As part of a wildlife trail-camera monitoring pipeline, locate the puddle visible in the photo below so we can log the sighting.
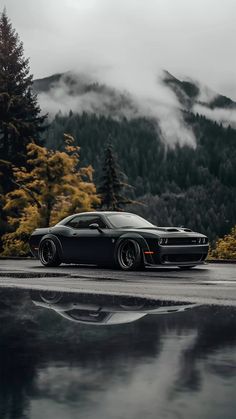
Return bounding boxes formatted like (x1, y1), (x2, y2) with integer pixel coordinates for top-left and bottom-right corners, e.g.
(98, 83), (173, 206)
(0, 272), (70, 278)
(0, 286), (236, 419)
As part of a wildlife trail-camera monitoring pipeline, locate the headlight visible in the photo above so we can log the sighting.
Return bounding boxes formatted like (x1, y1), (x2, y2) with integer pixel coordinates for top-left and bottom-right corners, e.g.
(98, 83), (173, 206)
(198, 237), (208, 244)
(159, 238), (168, 245)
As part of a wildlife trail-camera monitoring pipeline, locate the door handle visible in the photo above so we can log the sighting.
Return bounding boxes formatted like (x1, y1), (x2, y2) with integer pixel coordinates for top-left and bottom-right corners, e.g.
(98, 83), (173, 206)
(72, 232), (77, 236)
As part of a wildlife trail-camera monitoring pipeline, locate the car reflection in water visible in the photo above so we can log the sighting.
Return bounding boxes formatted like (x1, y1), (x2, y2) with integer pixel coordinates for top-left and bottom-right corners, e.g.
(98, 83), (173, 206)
(30, 290), (199, 325)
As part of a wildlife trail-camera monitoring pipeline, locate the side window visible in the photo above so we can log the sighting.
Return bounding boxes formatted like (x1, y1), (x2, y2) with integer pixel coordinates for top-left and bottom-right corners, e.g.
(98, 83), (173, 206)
(67, 215), (107, 229)
(66, 216), (81, 229)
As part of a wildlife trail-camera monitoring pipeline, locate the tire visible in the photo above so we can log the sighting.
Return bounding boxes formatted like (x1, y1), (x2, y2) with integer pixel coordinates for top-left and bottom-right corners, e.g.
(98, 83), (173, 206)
(116, 239), (143, 271)
(39, 238), (61, 267)
(39, 291), (63, 303)
(178, 265), (196, 270)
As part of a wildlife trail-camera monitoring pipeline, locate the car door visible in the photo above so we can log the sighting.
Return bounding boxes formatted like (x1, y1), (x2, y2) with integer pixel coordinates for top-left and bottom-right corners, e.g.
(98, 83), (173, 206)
(63, 214), (113, 264)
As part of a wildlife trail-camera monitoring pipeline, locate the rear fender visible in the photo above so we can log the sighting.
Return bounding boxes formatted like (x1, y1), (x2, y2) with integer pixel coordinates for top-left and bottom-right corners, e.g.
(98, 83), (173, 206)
(114, 233), (154, 265)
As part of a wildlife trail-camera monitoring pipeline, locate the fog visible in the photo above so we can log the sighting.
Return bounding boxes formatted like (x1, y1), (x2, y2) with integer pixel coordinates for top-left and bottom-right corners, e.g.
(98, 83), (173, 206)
(37, 70), (197, 147)
(4, 0), (235, 95)
(193, 104), (236, 128)
(3, 0), (236, 146)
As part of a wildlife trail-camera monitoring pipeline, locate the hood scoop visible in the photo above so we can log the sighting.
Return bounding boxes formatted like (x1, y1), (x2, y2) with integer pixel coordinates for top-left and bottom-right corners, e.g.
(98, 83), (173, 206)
(154, 227), (193, 233)
(142, 226), (193, 233)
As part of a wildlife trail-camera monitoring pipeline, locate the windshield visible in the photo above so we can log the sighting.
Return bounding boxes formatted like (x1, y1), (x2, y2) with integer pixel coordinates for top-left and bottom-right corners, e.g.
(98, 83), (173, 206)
(106, 213), (154, 229)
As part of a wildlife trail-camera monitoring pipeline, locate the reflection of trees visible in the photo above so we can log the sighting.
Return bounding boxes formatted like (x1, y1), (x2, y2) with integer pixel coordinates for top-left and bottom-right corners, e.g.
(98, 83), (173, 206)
(0, 330), (39, 419)
(0, 291), (39, 419)
(173, 306), (236, 394)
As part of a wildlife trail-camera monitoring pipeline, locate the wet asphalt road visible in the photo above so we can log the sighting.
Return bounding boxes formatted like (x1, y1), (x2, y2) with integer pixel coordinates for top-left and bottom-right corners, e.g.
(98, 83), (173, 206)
(0, 259), (236, 306)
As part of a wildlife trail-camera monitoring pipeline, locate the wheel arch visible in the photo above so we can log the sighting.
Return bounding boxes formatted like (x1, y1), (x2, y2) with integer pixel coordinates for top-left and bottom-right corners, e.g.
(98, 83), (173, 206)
(39, 234), (63, 259)
(114, 233), (153, 265)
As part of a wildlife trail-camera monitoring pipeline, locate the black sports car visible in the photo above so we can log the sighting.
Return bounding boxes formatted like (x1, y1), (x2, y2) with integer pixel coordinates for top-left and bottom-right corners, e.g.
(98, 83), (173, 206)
(29, 211), (209, 270)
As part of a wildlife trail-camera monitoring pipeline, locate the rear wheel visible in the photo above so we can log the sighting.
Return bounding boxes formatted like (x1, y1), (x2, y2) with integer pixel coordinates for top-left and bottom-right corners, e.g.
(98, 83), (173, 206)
(39, 291), (63, 303)
(116, 239), (143, 271)
(39, 238), (61, 267)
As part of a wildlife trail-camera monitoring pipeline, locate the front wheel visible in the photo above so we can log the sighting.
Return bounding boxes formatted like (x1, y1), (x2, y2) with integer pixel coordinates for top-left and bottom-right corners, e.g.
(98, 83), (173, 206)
(116, 239), (143, 271)
(39, 238), (61, 267)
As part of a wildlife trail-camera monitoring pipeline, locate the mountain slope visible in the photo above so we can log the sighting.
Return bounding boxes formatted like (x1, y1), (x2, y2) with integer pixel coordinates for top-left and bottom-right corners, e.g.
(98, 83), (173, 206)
(34, 71), (236, 240)
(33, 72), (137, 118)
(34, 70), (236, 131)
(34, 70), (236, 113)
(162, 70), (236, 110)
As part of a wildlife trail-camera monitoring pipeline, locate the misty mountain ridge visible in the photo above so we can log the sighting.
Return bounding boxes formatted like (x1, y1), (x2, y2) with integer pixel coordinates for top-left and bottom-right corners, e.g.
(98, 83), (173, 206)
(34, 70), (236, 130)
(162, 70), (236, 110)
(33, 71), (139, 120)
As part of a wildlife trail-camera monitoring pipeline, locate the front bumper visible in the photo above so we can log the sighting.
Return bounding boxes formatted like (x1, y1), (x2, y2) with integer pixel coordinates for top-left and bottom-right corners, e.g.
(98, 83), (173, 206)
(144, 244), (209, 266)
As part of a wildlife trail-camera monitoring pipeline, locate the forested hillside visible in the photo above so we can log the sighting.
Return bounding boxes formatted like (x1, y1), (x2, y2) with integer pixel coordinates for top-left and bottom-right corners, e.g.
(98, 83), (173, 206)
(41, 109), (236, 241)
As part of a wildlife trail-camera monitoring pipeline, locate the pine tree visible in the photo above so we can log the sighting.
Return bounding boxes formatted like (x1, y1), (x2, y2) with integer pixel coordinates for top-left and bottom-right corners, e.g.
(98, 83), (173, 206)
(98, 141), (133, 211)
(0, 9), (46, 166)
(0, 158), (12, 246)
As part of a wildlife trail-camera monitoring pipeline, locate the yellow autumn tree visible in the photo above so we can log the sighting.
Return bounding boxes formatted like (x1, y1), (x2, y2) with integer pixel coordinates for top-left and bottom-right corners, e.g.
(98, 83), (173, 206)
(2, 135), (100, 256)
(209, 226), (236, 260)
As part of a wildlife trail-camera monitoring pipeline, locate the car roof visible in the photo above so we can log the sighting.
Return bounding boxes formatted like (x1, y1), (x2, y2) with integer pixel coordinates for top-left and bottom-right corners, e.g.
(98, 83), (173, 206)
(56, 211), (136, 225)
(70, 211), (134, 217)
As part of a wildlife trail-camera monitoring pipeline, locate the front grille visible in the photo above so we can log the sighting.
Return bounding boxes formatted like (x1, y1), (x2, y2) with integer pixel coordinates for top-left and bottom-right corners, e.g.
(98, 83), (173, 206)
(164, 237), (203, 246)
(162, 254), (204, 263)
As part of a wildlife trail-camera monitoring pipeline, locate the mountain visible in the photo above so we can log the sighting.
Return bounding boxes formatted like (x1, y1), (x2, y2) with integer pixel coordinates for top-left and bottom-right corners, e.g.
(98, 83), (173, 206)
(33, 71), (236, 241)
(34, 70), (236, 133)
(34, 72), (124, 99)
(162, 70), (236, 111)
(34, 70), (236, 115)
(33, 72), (138, 118)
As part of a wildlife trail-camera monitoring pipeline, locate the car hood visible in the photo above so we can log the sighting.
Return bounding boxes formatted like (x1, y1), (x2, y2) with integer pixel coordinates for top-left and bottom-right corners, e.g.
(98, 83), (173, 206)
(118, 227), (207, 238)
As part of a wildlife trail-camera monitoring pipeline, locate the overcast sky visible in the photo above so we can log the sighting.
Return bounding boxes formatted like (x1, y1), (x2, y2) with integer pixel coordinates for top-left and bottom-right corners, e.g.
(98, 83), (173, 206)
(3, 0), (236, 99)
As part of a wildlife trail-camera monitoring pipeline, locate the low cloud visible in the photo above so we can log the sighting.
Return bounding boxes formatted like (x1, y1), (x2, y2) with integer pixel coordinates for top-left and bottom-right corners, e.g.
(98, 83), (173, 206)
(37, 72), (139, 120)
(193, 104), (236, 128)
(196, 83), (218, 104)
(37, 70), (196, 148)
(4, 0), (236, 147)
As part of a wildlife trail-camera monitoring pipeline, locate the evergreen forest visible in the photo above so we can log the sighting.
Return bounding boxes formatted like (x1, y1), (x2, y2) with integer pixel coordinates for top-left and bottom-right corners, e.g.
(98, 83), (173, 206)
(43, 110), (236, 242)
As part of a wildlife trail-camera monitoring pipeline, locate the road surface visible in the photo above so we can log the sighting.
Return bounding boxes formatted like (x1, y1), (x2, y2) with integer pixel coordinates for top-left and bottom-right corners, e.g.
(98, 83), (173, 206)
(0, 259), (236, 306)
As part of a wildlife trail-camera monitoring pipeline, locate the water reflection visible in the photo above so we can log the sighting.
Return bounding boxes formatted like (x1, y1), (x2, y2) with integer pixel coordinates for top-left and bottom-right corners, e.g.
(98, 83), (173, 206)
(31, 290), (198, 325)
(0, 287), (236, 419)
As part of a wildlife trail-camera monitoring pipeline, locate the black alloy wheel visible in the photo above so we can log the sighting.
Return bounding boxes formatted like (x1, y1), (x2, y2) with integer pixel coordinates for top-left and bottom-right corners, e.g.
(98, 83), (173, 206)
(116, 239), (142, 271)
(39, 291), (63, 303)
(39, 239), (61, 267)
